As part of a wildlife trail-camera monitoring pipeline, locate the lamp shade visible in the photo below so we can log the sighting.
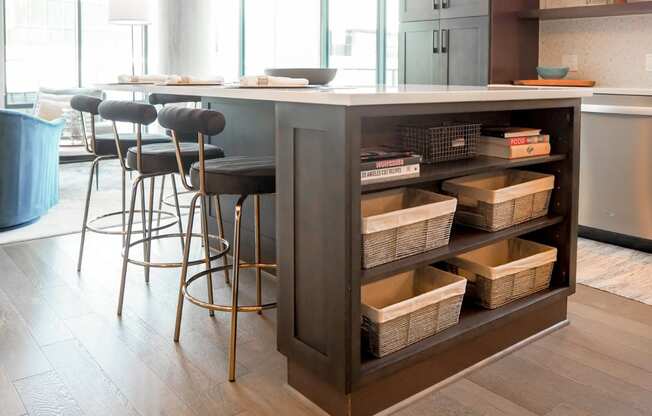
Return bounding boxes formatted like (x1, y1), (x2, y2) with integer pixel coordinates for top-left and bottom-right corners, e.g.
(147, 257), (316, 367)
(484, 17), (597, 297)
(109, 0), (151, 25)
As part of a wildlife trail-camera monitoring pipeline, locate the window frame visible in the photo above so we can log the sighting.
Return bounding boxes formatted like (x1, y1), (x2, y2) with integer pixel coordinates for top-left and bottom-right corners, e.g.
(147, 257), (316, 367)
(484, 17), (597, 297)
(1, 0), (148, 109)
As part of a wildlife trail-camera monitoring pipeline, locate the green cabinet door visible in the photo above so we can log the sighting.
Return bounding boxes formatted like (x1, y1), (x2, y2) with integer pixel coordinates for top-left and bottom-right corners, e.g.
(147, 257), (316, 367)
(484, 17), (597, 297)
(399, 0), (440, 22)
(399, 21), (442, 85)
(440, 16), (488, 86)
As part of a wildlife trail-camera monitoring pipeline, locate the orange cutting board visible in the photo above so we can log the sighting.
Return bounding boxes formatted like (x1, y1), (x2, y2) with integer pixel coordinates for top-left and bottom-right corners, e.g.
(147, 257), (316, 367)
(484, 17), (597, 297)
(513, 79), (596, 87)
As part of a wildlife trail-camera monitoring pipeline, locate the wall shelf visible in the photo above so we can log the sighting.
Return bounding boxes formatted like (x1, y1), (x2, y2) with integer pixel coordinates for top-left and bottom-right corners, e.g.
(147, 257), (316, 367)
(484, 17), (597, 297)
(520, 2), (652, 20)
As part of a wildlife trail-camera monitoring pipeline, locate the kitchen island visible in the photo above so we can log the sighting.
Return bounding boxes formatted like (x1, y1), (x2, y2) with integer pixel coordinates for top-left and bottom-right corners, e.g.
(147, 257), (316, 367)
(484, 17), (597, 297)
(100, 84), (591, 416)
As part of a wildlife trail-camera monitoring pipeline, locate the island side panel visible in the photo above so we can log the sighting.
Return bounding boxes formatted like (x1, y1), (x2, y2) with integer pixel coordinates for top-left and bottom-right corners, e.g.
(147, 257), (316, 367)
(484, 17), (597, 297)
(277, 103), (359, 403)
(203, 98), (277, 263)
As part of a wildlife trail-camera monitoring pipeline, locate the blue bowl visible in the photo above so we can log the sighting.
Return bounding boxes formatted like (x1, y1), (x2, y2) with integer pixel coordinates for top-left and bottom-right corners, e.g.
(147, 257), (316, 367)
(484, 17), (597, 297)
(536, 67), (570, 80)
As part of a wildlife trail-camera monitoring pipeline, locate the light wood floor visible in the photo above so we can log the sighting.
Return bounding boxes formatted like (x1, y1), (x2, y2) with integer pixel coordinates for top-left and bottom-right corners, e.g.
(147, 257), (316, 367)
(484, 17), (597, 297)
(1, 233), (651, 416)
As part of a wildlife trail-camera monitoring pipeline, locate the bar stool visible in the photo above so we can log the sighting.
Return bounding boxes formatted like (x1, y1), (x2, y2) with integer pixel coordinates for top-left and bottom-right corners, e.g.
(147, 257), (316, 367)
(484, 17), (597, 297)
(72, 95), (172, 272)
(158, 106), (277, 382)
(97, 100), (227, 316)
(148, 93), (203, 219)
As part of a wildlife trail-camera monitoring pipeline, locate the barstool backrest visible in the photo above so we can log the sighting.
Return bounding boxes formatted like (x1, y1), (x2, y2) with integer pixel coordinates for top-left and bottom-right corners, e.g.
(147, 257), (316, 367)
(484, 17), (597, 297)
(98, 100), (158, 172)
(158, 106), (226, 194)
(71, 95), (103, 155)
(149, 94), (201, 106)
(98, 101), (157, 125)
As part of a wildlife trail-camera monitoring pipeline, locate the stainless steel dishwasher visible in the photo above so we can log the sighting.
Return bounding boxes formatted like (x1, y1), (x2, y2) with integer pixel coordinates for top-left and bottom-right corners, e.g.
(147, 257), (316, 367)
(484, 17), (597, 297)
(580, 93), (652, 251)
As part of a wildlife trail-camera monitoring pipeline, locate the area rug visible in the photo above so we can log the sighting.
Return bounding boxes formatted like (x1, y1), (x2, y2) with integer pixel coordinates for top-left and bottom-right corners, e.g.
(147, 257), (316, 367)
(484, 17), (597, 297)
(0, 160), (171, 245)
(578, 237), (652, 306)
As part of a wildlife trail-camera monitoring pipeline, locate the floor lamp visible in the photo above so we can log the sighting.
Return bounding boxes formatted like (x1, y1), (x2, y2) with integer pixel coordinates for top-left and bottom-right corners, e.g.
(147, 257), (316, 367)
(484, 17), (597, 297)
(108, 0), (151, 78)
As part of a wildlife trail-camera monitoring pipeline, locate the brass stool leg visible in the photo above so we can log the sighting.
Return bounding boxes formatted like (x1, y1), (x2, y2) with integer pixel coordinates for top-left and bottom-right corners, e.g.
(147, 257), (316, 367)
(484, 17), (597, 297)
(118, 175), (145, 316)
(254, 195), (262, 315)
(144, 177), (156, 283)
(200, 196), (215, 318)
(139, 179), (150, 283)
(155, 175), (166, 236)
(214, 195), (231, 286)
(174, 193), (202, 342)
(121, 168), (127, 246)
(77, 156), (103, 272)
(229, 194), (247, 382)
(171, 174), (185, 250)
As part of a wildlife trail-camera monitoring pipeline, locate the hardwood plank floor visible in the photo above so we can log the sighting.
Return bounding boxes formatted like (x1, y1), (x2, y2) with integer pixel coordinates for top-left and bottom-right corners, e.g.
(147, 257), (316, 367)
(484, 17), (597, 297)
(0, 233), (651, 415)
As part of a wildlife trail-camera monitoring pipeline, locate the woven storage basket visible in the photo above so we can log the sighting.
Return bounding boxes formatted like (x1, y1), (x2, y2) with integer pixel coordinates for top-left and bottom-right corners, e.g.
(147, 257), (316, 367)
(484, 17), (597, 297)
(362, 188), (457, 269)
(445, 238), (557, 309)
(442, 170), (555, 232)
(362, 267), (467, 357)
(399, 121), (480, 164)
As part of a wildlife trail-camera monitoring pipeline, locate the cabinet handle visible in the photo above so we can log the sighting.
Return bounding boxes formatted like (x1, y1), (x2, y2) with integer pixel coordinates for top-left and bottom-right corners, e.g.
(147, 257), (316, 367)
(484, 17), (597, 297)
(433, 30), (439, 54)
(441, 29), (449, 53)
(433, 0), (439, 9)
(442, 0), (449, 8)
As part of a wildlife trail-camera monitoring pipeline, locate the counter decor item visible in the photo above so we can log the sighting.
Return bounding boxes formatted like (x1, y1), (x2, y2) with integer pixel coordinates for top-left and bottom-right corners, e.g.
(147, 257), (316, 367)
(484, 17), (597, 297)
(513, 79), (596, 87)
(445, 239), (557, 309)
(361, 146), (422, 184)
(399, 121), (481, 164)
(361, 188), (457, 269)
(264, 68), (338, 85)
(361, 267), (467, 357)
(536, 66), (570, 80)
(442, 170), (555, 232)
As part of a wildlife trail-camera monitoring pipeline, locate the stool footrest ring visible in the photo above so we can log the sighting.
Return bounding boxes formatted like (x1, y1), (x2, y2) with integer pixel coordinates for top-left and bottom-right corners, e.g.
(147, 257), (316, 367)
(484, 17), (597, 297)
(87, 209), (178, 235)
(123, 234), (229, 269)
(183, 264), (278, 313)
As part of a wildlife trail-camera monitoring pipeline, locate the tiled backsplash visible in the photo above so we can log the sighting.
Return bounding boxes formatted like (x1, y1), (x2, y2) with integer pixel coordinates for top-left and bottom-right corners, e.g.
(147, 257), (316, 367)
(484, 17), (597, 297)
(539, 0), (652, 87)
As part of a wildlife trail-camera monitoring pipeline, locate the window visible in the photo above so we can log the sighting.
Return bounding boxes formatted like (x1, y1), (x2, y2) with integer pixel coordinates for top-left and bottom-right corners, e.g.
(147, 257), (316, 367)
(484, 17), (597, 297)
(80, 0), (141, 86)
(215, 0), (240, 83)
(244, 0), (321, 75)
(385, 0), (399, 86)
(328, 0), (377, 86)
(4, 0), (78, 106)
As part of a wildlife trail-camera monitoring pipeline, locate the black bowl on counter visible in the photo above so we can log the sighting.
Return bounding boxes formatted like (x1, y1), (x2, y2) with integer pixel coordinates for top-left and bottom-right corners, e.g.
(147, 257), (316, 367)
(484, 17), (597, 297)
(264, 68), (338, 85)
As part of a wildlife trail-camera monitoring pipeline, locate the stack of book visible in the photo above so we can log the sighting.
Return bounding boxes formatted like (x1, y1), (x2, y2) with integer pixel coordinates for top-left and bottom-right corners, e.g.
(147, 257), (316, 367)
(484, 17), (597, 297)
(361, 147), (421, 184)
(477, 126), (551, 159)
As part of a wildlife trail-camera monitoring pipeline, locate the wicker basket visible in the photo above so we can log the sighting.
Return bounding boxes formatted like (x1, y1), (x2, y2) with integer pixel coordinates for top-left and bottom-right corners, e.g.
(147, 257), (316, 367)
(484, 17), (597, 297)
(445, 238), (557, 309)
(362, 188), (457, 269)
(362, 267), (467, 357)
(442, 170), (555, 232)
(399, 121), (480, 164)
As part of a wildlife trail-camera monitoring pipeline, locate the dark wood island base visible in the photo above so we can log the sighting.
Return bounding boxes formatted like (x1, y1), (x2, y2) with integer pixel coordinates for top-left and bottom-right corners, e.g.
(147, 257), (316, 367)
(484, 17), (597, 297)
(98, 84), (589, 416)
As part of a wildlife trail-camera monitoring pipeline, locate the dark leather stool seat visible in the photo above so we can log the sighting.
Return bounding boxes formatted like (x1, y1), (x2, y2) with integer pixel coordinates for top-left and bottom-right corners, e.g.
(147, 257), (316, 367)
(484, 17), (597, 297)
(127, 142), (224, 175)
(190, 156), (275, 195)
(94, 133), (170, 156)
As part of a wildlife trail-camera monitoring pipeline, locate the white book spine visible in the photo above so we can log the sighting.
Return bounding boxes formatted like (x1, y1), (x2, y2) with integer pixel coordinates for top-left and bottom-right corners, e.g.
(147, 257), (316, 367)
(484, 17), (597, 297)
(361, 164), (420, 184)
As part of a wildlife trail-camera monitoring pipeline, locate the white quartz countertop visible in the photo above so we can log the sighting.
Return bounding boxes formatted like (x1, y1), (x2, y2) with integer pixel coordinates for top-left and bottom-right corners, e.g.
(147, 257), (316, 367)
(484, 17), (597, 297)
(97, 84), (592, 106)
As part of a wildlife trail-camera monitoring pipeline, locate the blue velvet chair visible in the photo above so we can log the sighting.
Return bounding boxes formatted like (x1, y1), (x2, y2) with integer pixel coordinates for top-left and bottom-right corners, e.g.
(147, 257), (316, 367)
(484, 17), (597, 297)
(0, 109), (65, 229)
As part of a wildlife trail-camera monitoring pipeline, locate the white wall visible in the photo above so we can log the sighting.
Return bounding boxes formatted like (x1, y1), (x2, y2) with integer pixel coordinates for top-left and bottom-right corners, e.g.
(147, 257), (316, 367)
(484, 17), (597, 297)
(539, 0), (652, 87)
(152, 0), (216, 78)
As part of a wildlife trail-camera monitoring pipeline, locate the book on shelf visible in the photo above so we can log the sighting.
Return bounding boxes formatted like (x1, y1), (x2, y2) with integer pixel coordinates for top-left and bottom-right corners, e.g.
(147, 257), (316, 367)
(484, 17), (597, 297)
(361, 164), (420, 184)
(360, 146), (421, 183)
(479, 134), (550, 146)
(481, 126), (542, 138)
(476, 141), (551, 159)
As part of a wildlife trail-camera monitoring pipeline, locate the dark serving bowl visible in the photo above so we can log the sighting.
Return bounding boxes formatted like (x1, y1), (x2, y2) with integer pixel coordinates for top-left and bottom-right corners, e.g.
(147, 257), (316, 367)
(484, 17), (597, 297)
(264, 68), (338, 85)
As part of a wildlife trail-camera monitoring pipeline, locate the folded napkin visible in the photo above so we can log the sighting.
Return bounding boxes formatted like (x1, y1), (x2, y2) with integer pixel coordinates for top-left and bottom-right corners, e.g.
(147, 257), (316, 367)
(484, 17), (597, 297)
(166, 75), (224, 84)
(239, 75), (309, 87)
(118, 74), (174, 83)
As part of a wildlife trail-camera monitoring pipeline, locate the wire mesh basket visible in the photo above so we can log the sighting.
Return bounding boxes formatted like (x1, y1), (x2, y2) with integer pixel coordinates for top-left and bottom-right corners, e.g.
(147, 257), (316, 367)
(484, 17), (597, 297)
(399, 121), (481, 164)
